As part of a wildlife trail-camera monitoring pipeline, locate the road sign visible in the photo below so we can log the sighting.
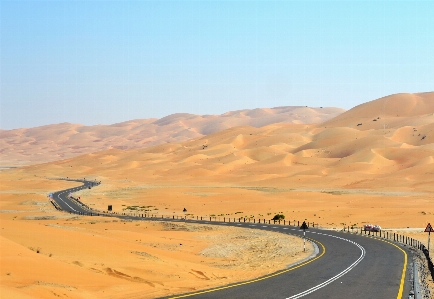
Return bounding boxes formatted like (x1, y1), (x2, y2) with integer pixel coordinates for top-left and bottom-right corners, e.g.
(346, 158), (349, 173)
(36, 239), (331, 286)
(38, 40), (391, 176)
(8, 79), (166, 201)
(300, 221), (309, 252)
(425, 223), (434, 232)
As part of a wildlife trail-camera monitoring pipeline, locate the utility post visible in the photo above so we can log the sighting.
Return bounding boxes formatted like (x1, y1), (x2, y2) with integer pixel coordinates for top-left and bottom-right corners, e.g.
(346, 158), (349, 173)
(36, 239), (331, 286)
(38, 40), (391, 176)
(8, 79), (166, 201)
(300, 221), (309, 252)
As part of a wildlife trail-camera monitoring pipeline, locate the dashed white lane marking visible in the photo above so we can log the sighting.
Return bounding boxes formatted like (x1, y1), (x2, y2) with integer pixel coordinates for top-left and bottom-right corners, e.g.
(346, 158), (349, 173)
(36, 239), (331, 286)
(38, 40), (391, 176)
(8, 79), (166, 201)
(56, 192), (77, 212)
(262, 226), (268, 228)
(283, 228), (288, 230)
(285, 234), (366, 299)
(272, 227), (278, 229)
(249, 225), (256, 227)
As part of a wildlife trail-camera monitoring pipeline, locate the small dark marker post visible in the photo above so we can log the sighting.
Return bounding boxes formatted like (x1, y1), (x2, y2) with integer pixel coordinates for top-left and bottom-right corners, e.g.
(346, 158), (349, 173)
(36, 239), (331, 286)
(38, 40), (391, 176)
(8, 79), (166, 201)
(300, 221), (309, 252)
(425, 223), (434, 253)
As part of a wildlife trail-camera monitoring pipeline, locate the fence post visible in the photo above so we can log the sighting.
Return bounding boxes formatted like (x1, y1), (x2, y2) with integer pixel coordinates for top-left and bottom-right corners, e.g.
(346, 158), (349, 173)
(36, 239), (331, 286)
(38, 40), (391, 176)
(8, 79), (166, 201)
(268, 220), (270, 224)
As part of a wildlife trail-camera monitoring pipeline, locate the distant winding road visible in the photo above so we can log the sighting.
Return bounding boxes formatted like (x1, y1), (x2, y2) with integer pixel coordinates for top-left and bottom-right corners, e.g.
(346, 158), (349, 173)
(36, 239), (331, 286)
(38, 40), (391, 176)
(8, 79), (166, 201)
(52, 180), (412, 299)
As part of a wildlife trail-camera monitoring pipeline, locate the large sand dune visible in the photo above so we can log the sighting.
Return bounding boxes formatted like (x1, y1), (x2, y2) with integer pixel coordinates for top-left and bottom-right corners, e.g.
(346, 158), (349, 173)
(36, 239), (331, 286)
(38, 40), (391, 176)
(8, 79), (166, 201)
(0, 106), (344, 166)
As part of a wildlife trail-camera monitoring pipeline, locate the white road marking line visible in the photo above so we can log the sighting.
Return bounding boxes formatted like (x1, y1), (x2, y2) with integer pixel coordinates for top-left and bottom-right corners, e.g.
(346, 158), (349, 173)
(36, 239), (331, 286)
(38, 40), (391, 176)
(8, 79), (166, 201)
(283, 228), (288, 229)
(56, 193), (77, 212)
(285, 235), (366, 299)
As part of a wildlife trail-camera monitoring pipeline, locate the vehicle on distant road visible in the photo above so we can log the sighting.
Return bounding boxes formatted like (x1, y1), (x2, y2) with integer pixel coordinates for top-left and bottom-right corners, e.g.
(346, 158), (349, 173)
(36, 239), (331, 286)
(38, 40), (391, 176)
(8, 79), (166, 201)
(364, 224), (381, 232)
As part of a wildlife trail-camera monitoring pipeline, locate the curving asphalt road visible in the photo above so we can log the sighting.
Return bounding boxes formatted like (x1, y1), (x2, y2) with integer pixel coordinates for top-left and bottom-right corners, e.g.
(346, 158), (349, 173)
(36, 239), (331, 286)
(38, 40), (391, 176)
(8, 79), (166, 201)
(52, 180), (413, 299)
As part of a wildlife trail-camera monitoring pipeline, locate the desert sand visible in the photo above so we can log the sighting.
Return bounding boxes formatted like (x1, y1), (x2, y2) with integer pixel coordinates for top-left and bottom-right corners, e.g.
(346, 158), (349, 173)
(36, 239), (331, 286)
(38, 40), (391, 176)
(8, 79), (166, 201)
(1, 92), (434, 298)
(0, 168), (313, 299)
(0, 106), (344, 166)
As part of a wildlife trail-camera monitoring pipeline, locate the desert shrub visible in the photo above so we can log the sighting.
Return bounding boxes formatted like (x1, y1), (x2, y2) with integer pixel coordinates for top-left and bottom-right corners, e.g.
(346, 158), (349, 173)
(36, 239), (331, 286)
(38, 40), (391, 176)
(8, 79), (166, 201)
(272, 214), (285, 220)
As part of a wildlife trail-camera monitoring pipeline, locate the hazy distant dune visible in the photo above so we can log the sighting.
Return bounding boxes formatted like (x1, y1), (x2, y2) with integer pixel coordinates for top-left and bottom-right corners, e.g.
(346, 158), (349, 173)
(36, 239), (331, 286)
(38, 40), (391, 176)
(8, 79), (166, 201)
(0, 106), (344, 166)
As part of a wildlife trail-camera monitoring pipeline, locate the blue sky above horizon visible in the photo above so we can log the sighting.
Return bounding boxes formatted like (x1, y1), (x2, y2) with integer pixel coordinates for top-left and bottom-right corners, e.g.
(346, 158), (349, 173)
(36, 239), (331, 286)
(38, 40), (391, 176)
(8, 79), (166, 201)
(1, 0), (433, 130)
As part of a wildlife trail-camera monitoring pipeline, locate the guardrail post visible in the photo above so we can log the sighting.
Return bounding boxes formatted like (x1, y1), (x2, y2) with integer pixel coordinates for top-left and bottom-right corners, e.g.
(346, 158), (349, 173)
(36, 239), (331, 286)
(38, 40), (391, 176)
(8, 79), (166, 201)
(298, 221), (299, 226)
(268, 220), (270, 224)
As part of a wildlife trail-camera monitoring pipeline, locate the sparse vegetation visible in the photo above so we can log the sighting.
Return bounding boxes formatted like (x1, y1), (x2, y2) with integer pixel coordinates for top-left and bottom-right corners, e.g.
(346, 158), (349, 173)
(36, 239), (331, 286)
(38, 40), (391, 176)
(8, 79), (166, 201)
(272, 214), (285, 221)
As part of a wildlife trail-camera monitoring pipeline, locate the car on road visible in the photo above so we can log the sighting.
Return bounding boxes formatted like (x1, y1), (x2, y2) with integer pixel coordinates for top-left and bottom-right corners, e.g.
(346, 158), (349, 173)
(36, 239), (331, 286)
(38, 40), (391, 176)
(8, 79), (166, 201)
(364, 224), (381, 232)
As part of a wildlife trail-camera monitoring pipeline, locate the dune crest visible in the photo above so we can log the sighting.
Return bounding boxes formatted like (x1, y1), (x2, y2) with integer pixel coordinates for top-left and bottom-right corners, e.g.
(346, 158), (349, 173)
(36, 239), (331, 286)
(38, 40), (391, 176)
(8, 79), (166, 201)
(0, 106), (344, 166)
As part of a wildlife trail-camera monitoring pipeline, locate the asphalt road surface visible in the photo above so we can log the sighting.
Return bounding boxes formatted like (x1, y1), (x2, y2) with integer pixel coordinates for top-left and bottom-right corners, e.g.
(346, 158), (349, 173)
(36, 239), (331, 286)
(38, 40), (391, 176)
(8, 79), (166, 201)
(51, 180), (412, 299)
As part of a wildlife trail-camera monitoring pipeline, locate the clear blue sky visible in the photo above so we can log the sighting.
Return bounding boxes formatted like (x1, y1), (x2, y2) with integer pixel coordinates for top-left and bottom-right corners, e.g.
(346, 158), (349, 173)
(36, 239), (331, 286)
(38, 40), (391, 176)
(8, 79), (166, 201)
(1, 0), (433, 129)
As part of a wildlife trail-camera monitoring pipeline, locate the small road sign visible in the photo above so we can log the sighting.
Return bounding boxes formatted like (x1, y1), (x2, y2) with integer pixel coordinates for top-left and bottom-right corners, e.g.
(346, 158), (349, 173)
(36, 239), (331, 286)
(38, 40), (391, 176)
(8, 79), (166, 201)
(425, 223), (433, 253)
(300, 221), (309, 252)
(424, 223), (434, 232)
(300, 221), (309, 230)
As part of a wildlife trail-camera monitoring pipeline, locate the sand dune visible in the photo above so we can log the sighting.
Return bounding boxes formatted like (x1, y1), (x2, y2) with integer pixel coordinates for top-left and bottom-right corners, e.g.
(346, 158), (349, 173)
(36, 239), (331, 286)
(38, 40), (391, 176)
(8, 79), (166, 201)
(0, 106), (344, 166)
(8, 93), (430, 197)
(323, 92), (434, 129)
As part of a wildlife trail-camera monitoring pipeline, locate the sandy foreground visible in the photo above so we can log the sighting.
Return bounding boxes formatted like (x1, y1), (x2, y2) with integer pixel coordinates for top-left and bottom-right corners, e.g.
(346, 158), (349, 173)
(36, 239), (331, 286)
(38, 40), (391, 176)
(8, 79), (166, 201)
(0, 175), (313, 299)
